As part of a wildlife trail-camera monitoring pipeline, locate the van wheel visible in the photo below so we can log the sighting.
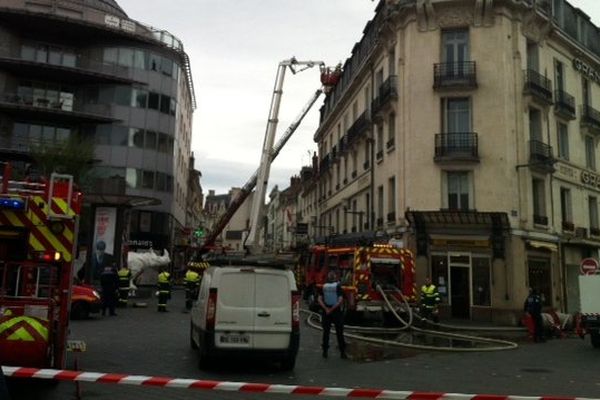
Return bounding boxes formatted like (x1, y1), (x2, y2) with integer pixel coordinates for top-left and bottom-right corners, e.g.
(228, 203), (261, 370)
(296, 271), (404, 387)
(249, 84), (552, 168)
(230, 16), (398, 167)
(70, 302), (89, 320)
(190, 324), (198, 350)
(591, 331), (600, 348)
(280, 356), (296, 371)
(197, 341), (211, 369)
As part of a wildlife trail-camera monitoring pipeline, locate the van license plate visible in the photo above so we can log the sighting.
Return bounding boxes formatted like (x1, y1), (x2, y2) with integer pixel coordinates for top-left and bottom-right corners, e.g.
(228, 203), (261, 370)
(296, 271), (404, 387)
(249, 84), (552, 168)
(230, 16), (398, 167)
(220, 334), (249, 344)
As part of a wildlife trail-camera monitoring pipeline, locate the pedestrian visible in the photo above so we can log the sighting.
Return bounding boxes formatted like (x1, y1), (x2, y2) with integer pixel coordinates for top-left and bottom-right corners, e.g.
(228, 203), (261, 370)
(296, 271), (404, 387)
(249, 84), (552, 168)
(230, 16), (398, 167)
(420, 276), (441, 323)
(117, 264), (132, 307)
(524, 287), (545, 342)
(157, 267), (171, 312)
(100, 264), (119, 316)
(318, 271), (347, 359)
(184, 264), (201, 311)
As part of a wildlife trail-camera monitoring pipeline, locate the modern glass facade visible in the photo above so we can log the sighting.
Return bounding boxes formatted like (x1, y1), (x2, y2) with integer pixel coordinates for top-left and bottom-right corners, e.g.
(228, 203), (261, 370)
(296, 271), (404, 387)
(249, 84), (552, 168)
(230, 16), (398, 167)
(0, 0), (195, 260)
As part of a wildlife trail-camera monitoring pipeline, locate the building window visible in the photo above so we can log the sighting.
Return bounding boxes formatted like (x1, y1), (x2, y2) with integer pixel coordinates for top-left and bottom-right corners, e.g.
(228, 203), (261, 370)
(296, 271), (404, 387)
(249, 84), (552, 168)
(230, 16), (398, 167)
(472, 257), (491, 306)
(387, 113), (396, 148)
(529, 108), (543, 141)
(377, 186), (384, 226)
(582, 78), (591, 106)
(442, 30), (469, 64)
(557, 122), (569, 160)
(560, 187), (572, 225)
(532, 178), (547, 223)
(589, 196), (599, 230)
(446, 171), (470, 211)
(443, 98), (471, 155)
(142, 170), (154, 189)
(585, 135), (596, 171)
(376, 123), (384, 155)
(388, 176), (395, 222)
(527, 40), (539, 71)
(554, 59), (564, 91)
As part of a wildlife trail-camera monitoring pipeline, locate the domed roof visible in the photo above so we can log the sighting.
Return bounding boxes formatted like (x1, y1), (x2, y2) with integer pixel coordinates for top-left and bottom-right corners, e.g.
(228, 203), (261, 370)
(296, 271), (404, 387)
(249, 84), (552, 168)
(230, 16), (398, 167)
(75, 0), (128, 18)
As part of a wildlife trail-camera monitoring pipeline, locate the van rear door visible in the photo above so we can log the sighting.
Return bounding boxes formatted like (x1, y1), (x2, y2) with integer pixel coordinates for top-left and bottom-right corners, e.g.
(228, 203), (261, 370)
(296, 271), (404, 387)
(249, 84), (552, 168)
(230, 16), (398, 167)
(253, 270), (292, 349)
(214, 269), (255, 348)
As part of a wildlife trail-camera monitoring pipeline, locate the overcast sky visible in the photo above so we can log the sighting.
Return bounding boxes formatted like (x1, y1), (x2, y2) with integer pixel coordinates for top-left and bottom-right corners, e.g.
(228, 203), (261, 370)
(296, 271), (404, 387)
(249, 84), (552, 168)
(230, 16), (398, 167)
(118, 0), (600, 196)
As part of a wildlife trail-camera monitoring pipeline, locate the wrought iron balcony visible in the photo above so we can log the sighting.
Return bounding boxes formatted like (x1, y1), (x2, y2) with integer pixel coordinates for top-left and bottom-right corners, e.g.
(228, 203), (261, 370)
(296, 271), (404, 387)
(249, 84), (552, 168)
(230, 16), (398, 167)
(590, 227), (600, 237)
(319, 154), (331, 174)
(434, 133), (479, 163)
(347, 111), (371, 144)
(363, 160), (370, 170)
(433, 62), (477, 90)
(533, 214), (548, 226)
(376, 150), (383, 161)
(554, 90), (576, 120)
(562, 221), (575, 232)
(387, 212), (396, 222)
(524, 69), (553, 105)
(371, 75), (398, 117)
(528, 140), (556, 173)
(386, 139), (395, 149)
(581, 104), (600, 134)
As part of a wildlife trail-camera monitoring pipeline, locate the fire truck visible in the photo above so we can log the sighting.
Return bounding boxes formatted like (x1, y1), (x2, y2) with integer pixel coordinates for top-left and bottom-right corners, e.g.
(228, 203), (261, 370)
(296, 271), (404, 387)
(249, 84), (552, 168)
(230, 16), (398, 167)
(0, 163), (82, 368)
(302, 233), (416, 320)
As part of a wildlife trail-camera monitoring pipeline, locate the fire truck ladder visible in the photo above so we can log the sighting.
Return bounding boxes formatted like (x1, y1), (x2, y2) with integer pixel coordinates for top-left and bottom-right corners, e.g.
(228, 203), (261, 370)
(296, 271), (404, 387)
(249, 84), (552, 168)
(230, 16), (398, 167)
(201, 87), (323, 252)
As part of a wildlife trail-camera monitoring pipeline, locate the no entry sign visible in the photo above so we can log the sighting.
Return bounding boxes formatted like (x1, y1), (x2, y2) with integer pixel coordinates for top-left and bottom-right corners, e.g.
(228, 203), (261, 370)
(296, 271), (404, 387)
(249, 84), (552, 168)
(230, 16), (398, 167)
(580, 258), (599, 275)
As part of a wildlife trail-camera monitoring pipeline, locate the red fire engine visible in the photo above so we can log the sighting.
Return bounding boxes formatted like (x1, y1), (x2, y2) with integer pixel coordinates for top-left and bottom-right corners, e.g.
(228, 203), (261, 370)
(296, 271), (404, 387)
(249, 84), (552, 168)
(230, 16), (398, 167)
(0, 163), (82, 368)
(302, 233), (416, 319)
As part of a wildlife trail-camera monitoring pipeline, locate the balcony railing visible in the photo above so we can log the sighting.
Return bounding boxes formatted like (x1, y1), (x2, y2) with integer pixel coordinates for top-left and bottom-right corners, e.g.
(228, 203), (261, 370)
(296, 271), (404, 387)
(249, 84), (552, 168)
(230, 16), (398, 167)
(554, 90), (576, 120)
(581, 104), (600, 133)
(371, 75), (398, 117)
(562, 221), (575, 232)
(529, 139), (554, 163)
(387, 212), (396, 222)
(347, 111), (371, 144)
(363, 160), (370, 170)
(386, 139), (395, 149)
(590, 227), (600, 237)
(433, 62), (477, 90)
(524, 69), (553, 105)
(376, 150), (384, 161)
(434, 133), (479, 162)
(533, 214), (548, 226)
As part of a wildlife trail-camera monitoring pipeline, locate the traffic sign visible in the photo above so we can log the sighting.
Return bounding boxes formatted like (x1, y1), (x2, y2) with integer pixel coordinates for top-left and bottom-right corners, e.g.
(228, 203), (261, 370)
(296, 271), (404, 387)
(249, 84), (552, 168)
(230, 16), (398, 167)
(580, 258), (599, 275)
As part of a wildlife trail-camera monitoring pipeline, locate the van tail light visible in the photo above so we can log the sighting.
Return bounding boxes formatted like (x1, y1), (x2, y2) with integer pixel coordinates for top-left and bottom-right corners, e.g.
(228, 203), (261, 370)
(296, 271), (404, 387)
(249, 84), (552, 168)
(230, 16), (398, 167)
(291, 291), (300, 331)
(206, 288), (217, 330)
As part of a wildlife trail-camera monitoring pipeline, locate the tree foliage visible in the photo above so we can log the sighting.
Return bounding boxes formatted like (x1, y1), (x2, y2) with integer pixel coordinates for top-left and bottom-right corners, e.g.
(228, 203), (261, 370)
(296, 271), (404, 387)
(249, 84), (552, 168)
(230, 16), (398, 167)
(30, 136), (95, 186)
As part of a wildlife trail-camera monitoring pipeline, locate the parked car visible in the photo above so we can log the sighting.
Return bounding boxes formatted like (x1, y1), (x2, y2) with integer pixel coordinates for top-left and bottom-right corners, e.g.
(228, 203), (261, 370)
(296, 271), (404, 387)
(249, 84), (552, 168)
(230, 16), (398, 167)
(70, 284), (101, 319)
(190, 265), (300, 370)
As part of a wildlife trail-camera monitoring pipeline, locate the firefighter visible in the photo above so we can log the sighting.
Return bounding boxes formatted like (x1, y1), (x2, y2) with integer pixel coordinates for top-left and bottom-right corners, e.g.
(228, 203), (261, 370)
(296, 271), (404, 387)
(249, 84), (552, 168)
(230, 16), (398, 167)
(100, 264), (119, 316)
(117, 264), (132, 307)
(420, 276), (441, 323)
(157, 267), (171, 312)
(318, 271), (347, 359)
(184, 263), (201, 311)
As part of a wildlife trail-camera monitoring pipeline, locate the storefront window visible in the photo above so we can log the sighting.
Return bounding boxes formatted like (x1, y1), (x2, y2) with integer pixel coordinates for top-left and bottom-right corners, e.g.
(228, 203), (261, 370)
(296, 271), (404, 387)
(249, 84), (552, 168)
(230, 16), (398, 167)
(472, 257), (491, 306)
(431, 254), (449, 304)
(528, 258), (552, 306)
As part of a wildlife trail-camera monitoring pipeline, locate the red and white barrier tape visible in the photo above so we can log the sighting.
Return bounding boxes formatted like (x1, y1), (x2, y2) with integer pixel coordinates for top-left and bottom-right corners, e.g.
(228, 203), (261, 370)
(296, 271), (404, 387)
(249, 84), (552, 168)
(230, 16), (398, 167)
(2, 366), (594, 400)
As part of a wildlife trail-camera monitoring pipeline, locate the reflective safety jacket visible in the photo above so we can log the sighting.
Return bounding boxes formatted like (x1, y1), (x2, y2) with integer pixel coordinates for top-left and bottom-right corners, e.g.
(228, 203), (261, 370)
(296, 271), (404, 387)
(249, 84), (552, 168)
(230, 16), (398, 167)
(420, 284), (441, 309)
(157, 271), (171, 291)
(184, 270), (200, 286)
(117, 268), (132, 288)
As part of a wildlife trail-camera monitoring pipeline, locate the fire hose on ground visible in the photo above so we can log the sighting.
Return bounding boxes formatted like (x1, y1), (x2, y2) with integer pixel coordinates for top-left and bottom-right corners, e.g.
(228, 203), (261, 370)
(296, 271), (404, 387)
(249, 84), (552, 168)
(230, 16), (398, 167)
(302, 285), (519, 352)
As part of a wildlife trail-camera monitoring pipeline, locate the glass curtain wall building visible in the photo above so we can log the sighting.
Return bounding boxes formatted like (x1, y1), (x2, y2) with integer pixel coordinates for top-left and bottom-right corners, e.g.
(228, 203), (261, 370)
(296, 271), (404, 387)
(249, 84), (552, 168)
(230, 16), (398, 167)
(0, 0), (196, 267)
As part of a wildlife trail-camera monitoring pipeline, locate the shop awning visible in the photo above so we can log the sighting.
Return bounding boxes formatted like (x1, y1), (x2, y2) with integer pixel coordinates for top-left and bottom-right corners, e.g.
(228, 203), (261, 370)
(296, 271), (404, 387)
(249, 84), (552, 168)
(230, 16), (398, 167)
(527, 240), (558, 252)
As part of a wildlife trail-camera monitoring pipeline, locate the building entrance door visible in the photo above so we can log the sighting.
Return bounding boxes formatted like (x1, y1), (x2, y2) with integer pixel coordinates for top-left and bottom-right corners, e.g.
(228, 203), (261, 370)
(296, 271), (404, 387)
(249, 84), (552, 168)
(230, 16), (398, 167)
(450, 266), (470, 318)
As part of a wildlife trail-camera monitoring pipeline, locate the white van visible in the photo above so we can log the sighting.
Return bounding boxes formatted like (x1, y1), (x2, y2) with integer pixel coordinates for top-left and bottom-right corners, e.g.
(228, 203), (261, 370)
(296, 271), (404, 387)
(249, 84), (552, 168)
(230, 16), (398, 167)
(190, 265), (300, 370)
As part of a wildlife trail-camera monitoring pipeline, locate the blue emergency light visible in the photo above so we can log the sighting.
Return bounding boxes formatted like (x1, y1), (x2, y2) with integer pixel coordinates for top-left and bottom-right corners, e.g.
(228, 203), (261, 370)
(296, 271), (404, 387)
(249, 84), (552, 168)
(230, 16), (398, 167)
(0, 197), (26, 210)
